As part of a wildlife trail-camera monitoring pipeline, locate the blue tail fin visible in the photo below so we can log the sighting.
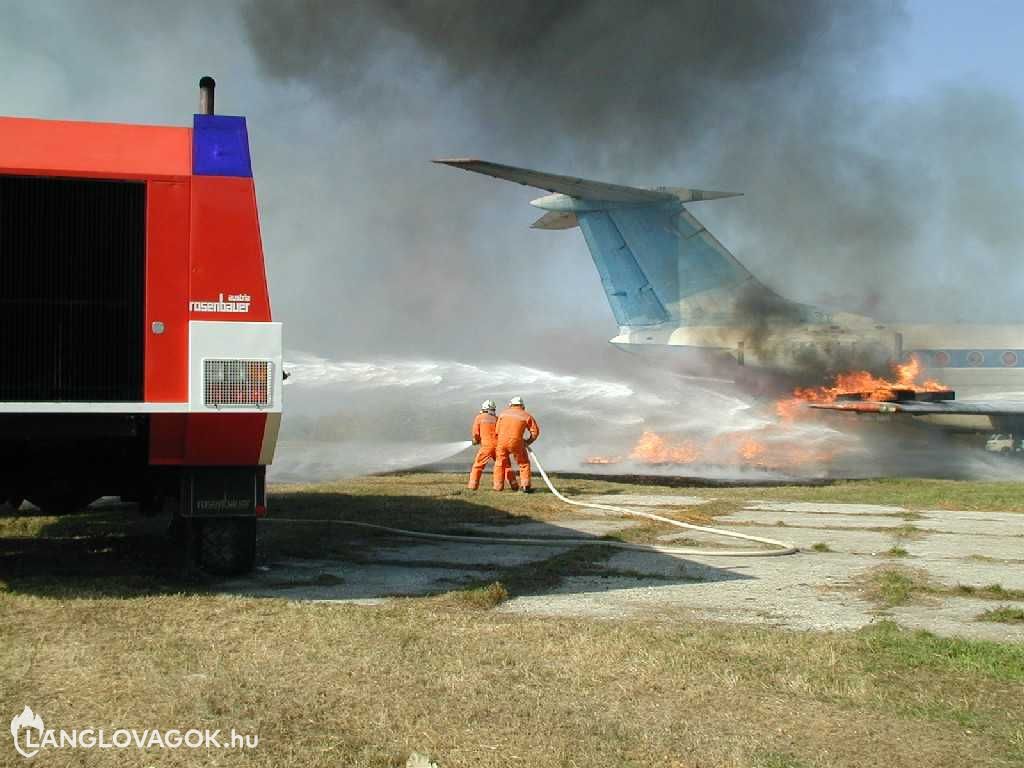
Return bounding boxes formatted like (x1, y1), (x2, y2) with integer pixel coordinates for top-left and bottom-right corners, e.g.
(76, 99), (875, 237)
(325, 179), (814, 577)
(575, 209), (671, 326)
(577, 201), (758, 327)
(435, 158), (791, 328)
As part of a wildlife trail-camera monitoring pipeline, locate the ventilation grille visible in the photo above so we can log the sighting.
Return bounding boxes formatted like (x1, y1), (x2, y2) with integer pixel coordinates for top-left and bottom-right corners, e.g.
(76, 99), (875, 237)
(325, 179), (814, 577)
(0, 175), (145, 402)
(203, 359), (272, 408)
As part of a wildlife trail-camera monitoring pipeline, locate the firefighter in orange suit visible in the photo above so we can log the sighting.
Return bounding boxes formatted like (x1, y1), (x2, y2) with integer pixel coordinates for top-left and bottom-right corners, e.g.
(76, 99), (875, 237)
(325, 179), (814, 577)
(494, 396), (541, 492)
(467, 400), (518, 491)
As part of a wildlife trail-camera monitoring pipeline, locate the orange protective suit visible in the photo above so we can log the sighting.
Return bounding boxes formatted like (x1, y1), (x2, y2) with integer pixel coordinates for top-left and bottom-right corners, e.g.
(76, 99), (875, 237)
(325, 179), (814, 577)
(494, 405), (541, 490)
(467, 412), (518, 490)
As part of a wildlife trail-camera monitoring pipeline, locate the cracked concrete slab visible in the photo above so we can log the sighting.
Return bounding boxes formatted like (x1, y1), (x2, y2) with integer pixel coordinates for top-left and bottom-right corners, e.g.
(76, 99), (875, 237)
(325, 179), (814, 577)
(372, 539), (576, 568)
(715, 525), (895, 555)
(223, 493), (1024, 642)
(500, 552), (879, 633)
(581, 494), (713, 507)
(888, 598), (1024, 642)
(727, 510), (910, 529)
(897, 534), (1024, 562)
(744, 501), (907, 515)
(912, 512), (1024, 537)
(224, 557), (498, 601)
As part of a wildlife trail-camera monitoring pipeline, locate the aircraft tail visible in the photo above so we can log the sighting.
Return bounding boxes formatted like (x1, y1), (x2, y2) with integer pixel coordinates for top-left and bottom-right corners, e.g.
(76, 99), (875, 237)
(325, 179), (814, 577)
(435, 159), (788, 329)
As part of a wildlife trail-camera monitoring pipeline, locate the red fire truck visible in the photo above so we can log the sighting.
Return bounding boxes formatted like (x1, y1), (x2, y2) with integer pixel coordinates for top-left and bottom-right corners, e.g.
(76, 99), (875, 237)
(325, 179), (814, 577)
(0, 78), (282, 573)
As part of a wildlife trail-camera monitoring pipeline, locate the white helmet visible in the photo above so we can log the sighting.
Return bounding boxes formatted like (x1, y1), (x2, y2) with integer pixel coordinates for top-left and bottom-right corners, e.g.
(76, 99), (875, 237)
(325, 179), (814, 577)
(480, 400), (496, 413)
(508, 396), (524, 407)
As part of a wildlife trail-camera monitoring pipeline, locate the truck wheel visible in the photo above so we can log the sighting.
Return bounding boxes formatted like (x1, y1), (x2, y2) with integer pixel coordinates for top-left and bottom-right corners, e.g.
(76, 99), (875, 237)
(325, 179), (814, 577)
(197, 518), (257, 575)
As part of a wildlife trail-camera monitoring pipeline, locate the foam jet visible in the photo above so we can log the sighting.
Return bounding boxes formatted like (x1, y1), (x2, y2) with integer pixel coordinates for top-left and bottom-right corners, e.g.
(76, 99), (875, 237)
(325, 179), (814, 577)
(436, 159), (1024, 433)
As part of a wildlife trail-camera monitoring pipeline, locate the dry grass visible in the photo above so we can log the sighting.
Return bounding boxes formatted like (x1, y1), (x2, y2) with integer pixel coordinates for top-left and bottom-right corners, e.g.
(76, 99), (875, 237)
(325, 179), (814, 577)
(3, 474), (1024, 766)
(429, 580), (510, 610)
(3, 595), (1024, 768)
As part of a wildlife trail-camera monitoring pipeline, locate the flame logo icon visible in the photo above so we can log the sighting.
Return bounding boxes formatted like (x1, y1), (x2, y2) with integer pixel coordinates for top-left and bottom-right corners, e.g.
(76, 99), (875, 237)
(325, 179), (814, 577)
(10, 706), (43, 758)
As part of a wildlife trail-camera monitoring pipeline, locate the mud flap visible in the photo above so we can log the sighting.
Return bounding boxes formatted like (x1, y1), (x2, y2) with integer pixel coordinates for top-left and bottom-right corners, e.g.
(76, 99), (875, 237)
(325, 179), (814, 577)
(182, 466), (265, 518)
(179, 467), (264, 575)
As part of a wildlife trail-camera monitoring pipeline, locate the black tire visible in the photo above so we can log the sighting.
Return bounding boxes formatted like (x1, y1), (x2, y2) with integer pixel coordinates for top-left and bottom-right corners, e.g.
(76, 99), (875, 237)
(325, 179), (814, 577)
(197, 518), (257, 575)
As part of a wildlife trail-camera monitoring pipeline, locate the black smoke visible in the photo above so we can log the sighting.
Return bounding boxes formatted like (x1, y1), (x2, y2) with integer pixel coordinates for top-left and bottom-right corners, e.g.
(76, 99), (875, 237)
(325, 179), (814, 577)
(244, 1), (892, 159)
(237, 1), (929, 363)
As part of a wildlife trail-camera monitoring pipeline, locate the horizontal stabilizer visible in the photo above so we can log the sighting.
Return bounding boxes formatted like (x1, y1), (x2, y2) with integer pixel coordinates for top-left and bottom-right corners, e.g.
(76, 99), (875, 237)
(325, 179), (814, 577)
(435, 158), (673, 203)
(531, 210), (579, 230)
(655, 187), (742, 203)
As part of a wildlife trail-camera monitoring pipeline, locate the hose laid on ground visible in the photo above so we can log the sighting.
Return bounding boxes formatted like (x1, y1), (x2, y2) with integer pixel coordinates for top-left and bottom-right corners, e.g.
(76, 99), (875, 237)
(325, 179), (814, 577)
(269, 447), (797, 558)
(527, 447), (797, 557)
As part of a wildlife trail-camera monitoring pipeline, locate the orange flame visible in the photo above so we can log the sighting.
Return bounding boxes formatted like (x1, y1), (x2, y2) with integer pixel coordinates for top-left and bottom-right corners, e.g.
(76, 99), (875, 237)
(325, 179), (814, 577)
(630, 431), (701, 464)
(777, 356), (948, 420)
(586, 357), (946, 471)
(613, 427), (836, 471)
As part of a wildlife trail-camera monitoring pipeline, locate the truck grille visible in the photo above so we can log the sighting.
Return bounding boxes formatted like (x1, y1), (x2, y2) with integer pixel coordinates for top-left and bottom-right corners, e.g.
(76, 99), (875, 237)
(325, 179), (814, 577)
(0, 175), (145, 401)
(203, 359), (273, 408)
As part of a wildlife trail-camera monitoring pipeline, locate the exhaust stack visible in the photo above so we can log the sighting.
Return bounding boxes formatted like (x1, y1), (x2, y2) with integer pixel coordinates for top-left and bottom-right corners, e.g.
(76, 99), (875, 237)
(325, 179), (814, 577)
(198, 76), (216, 115)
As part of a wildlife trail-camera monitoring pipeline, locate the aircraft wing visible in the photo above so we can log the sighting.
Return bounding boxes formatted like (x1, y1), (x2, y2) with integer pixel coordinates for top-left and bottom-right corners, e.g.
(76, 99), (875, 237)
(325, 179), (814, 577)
(809, 400), (1024, 415)
(433, 158), (739, 204)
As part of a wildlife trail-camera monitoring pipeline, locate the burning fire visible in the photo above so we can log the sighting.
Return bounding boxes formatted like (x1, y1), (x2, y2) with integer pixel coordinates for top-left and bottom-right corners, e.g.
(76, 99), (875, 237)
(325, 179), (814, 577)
(583, 455), (622, 465)
(631, 431), (700, 464)
(619, 428), (834, 471)
(583, 357), (946, 472)
(777, 356), (947, 419)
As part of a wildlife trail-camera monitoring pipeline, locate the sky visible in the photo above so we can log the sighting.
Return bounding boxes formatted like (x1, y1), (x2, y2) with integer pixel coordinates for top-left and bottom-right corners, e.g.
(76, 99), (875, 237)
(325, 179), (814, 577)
(2, 0), (1024, 370)
(887, 0), (1024, 102)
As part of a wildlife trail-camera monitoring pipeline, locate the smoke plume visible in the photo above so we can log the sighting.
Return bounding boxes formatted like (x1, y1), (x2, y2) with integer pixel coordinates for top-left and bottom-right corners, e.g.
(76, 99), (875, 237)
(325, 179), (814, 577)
(237, 0), (1024, 360)
(4, 2), (1024, 477)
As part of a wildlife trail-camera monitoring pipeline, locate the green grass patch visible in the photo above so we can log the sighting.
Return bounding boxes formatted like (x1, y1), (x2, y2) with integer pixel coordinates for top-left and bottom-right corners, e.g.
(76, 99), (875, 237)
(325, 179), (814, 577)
(860, 567), (932, 607)
(860, 620), (1024, 681)
(811, 542), (832, 552)
(954, 583), (1024, 601)
(976, 606), (1024, 624)
(710, 478), (1024, 512)
(860, 568), (1024, 611)
(886, 546), (909, 557)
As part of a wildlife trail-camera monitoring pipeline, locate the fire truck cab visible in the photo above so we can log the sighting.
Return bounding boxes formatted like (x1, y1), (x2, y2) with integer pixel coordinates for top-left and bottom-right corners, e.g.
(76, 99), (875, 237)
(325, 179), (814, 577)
(0, 78), (281, 573)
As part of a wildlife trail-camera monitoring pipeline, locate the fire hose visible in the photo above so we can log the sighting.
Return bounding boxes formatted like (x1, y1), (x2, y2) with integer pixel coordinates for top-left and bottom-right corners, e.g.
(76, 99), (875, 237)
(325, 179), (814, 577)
(527, 447), (797, 556)
(272, 446), (797, 558)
